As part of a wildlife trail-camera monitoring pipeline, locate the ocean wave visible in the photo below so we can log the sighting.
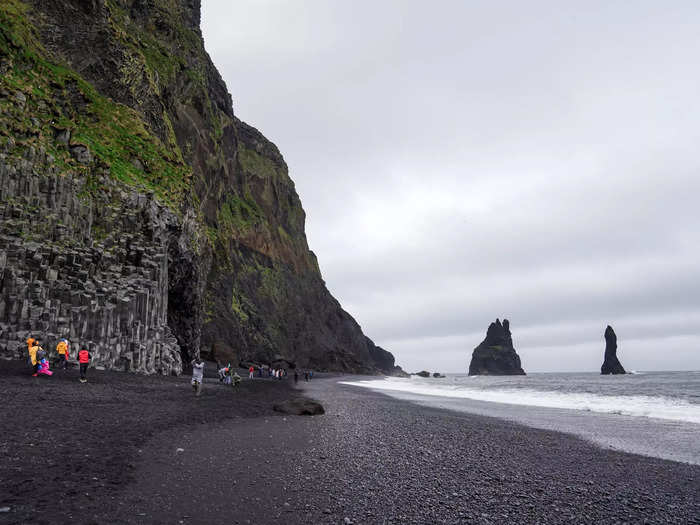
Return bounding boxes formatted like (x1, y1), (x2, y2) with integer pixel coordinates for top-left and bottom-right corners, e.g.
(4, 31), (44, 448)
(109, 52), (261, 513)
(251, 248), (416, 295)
(340, 377), (700, 425)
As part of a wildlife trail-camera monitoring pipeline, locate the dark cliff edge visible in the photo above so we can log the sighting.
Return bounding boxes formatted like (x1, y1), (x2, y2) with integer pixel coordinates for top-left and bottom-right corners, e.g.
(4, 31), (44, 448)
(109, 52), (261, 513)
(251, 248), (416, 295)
(0, 0), (402, 375)
(468, 319), (526, 376)
(601, 325), (626, 375)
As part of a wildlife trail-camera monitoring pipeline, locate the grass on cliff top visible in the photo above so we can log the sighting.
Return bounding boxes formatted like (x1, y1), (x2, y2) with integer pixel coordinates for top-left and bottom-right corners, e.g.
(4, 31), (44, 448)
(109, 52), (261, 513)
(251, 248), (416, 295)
(0, 0), (192, 209)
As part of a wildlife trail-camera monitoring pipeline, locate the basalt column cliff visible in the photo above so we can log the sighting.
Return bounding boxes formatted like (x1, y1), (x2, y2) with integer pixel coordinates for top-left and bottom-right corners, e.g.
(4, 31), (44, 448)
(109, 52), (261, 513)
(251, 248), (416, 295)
(0, 0), (400, 375)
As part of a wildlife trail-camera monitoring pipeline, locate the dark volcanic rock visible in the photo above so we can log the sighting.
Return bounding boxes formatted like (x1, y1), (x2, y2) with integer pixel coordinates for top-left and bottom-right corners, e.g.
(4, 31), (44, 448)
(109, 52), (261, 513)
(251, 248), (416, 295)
(468, 319), (526, 375)
(273, 398), (325, 416)
(432, 372), (445, 378)
(415, 370), (431, 378)
(0, 0), (404, 376)
(601, 325), (626, 375)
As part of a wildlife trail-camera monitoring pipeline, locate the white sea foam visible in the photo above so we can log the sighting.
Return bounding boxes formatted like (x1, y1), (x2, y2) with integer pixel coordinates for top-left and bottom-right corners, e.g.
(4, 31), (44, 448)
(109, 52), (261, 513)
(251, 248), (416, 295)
(340, 377), (700, 425)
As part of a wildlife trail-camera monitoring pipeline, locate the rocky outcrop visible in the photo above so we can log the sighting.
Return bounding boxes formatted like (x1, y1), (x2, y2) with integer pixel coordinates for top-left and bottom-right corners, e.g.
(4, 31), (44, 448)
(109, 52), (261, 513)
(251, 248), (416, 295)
(601, 325), (626, 375)
(415, 371), (431, 378)
(0, 0), (401, 375)
(468, 319), (525, 375)
(273, 398), (325, 416)
(432, 372), (445, 378)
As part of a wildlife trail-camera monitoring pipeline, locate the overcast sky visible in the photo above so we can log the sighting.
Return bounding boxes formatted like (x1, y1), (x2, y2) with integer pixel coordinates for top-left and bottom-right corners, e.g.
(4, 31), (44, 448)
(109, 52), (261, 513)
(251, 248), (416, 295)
(201, 1), (700, 373)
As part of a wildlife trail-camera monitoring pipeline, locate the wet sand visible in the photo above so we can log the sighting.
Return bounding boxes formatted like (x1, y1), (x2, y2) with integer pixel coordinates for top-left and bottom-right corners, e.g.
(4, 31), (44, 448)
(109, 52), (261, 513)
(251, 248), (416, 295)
(1, 363), (698, 524)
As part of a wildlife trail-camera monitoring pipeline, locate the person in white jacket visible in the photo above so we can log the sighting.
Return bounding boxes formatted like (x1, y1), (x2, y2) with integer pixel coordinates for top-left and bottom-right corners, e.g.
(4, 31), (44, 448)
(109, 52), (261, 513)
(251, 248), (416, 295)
(191, 356), (205, 396)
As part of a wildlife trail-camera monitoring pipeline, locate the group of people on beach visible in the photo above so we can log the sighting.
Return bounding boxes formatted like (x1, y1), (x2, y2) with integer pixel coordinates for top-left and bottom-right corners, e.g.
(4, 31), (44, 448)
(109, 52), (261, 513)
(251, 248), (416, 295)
(188, 355), (315, 396)
(24, 336), (91, 382)
(249, 365), (287, 380)
(24, 335), (315, 395)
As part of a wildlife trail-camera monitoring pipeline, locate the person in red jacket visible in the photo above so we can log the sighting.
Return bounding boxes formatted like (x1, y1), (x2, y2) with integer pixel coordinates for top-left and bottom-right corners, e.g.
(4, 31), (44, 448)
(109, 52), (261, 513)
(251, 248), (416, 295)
(248, 365), (254, 379)
(78, 348), (91, 383)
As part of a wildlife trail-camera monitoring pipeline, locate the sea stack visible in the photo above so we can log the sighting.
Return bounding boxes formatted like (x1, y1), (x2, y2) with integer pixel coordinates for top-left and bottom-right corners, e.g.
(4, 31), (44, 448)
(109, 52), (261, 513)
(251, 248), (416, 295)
(601, 325), (626, 375)
(468, 319), (526, 375)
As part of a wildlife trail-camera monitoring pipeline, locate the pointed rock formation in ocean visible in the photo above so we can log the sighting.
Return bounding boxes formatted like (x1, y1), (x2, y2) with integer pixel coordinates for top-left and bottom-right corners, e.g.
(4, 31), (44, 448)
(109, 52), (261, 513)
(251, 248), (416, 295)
(601, 325), (626, 375)
(468, 319), (526, 375)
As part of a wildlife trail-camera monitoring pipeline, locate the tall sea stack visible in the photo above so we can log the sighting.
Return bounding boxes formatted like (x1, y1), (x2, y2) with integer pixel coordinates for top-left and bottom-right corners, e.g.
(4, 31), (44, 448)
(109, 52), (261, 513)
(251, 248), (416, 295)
(468, 319), (526, 375)
(601, 325), (626, 375)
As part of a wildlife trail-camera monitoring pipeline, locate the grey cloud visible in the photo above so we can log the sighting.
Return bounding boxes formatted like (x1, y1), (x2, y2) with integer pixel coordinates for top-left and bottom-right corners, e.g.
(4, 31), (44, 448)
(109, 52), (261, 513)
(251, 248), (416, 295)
(202, 1), (700, 372)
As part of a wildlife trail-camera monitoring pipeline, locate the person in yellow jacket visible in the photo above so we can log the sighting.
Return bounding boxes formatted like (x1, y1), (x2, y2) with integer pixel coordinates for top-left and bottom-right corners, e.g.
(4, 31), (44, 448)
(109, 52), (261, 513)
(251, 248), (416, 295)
(56, 339), (69, 370)
(28, 339), (40, 376)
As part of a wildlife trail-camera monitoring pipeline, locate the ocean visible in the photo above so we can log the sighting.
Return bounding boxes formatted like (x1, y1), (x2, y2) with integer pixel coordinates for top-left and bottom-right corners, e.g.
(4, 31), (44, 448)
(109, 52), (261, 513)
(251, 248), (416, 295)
(341, 371), (700, 465)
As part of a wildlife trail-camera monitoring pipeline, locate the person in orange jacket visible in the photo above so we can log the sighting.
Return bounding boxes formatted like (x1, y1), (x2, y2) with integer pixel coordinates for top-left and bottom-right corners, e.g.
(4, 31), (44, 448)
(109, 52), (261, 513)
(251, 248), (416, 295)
(56, 339), (69, 370)
(28, 339), (40, 376)
(26, 337), (35, 365)
(78, 348), (91, 383)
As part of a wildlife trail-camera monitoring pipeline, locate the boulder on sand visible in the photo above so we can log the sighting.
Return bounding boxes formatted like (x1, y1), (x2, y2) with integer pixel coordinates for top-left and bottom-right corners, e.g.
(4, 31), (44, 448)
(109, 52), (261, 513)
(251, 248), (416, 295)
(468, 318), (526, 375)
(601, 325), (626, 375)
(273, 398), (325, 416)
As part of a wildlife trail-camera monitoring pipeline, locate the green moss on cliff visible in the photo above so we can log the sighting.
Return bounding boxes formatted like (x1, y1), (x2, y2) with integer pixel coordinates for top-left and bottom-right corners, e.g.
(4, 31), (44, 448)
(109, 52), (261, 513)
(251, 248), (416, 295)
(217, 194), (264, 232)
(0, 0), (192, 209)
(238, 146), (285, 180)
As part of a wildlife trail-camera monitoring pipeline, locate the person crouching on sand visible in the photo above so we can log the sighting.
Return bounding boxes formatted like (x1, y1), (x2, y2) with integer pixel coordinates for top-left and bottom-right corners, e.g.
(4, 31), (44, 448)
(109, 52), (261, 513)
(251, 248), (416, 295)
(78, 348), (91, 383)
(36, 346), (53, 376)
(191, 356), (204, 396)
(232, 371), (241, 389)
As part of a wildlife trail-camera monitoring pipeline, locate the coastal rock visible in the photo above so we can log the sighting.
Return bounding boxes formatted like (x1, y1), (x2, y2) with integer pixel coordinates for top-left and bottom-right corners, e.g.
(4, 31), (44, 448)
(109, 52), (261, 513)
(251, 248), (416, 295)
(468, 319), (526, 375)
(601, 325), (626, 375)
(432, 372), (445, 378)
(415, 370), (431, 378)
(273, 398), (325, 416)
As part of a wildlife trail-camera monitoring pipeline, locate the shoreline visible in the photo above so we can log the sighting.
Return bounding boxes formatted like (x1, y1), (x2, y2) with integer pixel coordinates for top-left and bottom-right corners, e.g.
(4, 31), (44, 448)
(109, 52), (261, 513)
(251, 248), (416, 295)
(342, 378), (700, 466)
(1, 363), (698, 524)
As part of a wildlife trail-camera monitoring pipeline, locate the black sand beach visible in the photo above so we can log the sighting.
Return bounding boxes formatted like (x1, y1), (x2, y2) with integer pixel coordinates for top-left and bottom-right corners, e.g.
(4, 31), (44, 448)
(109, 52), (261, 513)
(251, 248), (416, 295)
(1, 362), (698, 524)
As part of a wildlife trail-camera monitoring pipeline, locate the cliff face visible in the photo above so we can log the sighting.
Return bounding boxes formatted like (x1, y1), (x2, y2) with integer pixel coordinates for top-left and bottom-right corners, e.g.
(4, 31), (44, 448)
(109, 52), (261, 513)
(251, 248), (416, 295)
(468, 319), (526, 376)
(0, 0), (399, 374)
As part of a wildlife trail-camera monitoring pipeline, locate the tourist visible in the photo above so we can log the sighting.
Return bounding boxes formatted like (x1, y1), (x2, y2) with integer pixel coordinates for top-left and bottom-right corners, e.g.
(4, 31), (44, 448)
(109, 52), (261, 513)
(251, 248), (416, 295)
(78, 347), (91, 383)
(294, 369), (299, 384)
(304, 371), (309, 382)
(248, 365), (255, 379)
(56, 339), (69, 369)
(309, 370), (313, 380)
(218, 365), (226, 383)
(28, 339), (40, 376)
(35, 345), (52, 376)
(232, 371), (241, 389)
(191, 356), (204, 396)
(26, 336), (35, 362)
